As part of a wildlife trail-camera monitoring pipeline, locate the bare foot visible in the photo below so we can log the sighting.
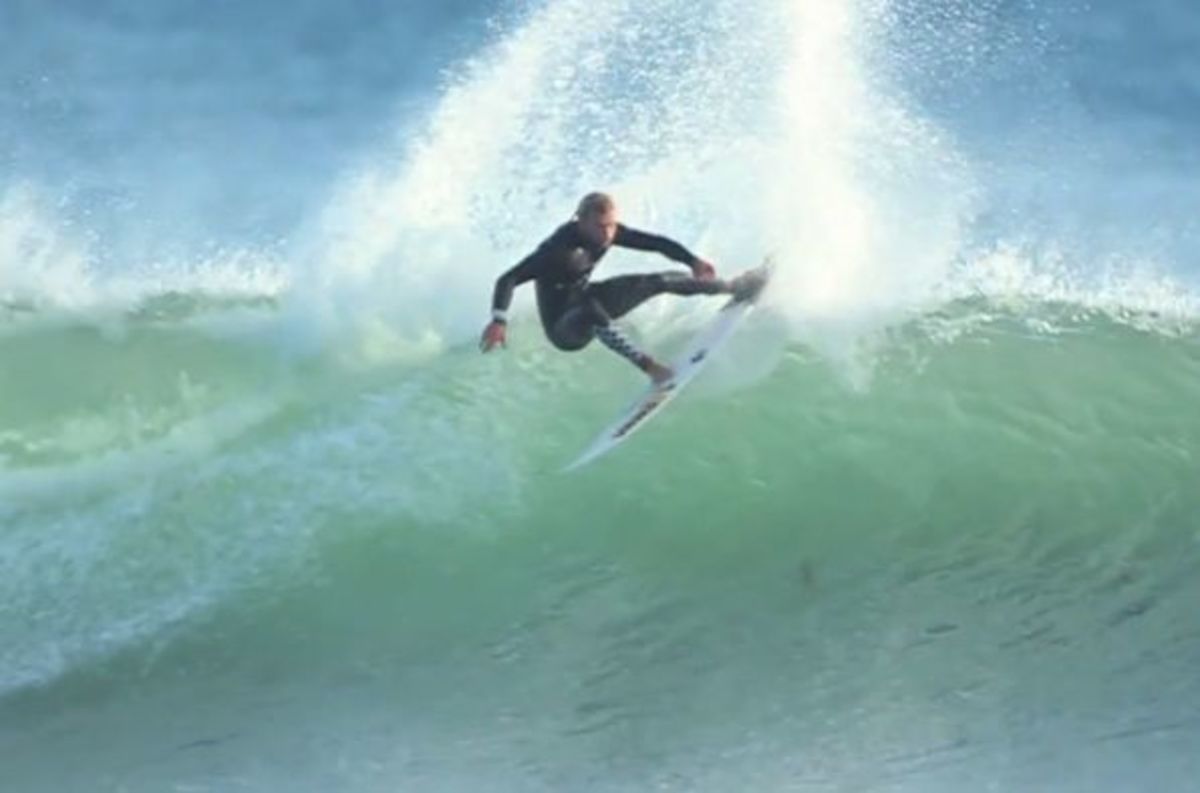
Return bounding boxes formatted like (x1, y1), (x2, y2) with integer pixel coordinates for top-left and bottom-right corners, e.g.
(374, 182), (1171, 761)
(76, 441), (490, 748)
(643, 359), (675, 387)
(730, 266), (768, 302)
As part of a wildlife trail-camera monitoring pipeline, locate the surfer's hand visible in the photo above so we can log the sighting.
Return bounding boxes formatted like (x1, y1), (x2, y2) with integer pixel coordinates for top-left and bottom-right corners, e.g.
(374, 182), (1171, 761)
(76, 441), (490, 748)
(480, 320), (507, 352)
(692, 259), (716, 281)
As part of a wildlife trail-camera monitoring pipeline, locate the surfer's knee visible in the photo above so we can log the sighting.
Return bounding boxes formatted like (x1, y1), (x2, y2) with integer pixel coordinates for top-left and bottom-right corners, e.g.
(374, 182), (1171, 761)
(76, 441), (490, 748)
(548, 332), (592, 351)
(547, 308), (596, 351)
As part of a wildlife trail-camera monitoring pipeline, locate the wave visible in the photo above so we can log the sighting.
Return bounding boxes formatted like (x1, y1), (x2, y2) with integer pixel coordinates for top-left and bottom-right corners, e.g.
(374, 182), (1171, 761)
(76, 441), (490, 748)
(3, 286), (1198, 695)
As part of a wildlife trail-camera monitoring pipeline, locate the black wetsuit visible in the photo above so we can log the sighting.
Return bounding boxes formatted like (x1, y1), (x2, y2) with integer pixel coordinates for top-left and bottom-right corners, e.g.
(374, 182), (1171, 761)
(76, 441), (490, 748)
(491, 221), (725, 364)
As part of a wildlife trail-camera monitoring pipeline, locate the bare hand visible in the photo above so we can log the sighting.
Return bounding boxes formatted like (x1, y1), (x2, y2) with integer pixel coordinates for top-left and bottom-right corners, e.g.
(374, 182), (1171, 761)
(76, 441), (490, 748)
(692, 259), (717, 281)
(480, 320), (507, 352)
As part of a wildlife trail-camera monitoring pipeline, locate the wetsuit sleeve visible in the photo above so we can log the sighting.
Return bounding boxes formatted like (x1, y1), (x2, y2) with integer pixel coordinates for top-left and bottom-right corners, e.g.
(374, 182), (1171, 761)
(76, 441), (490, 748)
(491, 247), (548, 317)
(613, 224), (699, 267)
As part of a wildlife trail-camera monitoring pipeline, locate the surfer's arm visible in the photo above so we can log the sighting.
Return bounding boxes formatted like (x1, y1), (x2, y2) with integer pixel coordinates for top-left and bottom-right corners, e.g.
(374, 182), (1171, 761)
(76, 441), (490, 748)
(613, 225), (699, 267)
(614, 224), (715, 279)
(490, 249), (545, 321)
(483, 247), (551, 352)
(482, 259), (528, 352)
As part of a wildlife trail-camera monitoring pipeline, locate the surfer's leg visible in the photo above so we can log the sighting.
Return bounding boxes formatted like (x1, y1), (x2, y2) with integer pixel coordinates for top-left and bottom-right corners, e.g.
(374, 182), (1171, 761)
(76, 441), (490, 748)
(543, 287), (672, 383)
(538, 283), (593, 351)
(594, 323), (650, 368)
(547, 293), (672, 381)
(587, 271), (729, 321)
(543, 308), (594, 351)
(550, 296), (639, 360)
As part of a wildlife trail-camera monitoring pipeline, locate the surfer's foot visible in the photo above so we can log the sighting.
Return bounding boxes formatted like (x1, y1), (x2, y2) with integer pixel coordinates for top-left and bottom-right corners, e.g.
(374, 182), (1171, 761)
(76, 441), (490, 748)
(729, 267), (768, 303)
(640, 357), (674, 386)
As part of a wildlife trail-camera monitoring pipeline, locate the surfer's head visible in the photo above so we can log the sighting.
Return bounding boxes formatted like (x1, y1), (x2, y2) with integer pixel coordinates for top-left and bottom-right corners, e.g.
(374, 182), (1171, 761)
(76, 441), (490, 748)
(575, 192), (618, 247)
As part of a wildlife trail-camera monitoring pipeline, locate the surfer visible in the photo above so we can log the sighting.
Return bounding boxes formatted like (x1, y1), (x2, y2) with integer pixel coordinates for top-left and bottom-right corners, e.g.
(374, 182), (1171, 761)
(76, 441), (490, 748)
(480, 192), (764, 384)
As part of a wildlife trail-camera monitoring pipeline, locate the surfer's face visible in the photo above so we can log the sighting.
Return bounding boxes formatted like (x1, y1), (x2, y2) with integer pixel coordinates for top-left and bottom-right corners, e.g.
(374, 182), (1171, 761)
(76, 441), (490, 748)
(579, 208), (618, 247)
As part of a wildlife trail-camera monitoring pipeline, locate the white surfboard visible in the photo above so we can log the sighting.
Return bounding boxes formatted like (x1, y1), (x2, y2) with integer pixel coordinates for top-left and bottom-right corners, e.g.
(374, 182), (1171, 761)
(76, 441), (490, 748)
(564, 262), (771, 471)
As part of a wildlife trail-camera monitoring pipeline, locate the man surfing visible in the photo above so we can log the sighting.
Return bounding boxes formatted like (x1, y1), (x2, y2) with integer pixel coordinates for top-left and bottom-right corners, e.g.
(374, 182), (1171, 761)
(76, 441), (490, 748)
(480, 192), (765, 384)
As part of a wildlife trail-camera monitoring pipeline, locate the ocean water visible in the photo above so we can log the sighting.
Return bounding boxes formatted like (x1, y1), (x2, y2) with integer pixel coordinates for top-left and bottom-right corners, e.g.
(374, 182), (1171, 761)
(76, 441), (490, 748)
(2, 1), (1199, 791)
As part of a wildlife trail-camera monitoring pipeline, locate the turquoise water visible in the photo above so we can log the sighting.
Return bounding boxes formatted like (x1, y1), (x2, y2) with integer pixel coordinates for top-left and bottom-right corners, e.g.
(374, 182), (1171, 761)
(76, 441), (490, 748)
(4, 299), (1198, 791)
(3, 0), (1200, 790)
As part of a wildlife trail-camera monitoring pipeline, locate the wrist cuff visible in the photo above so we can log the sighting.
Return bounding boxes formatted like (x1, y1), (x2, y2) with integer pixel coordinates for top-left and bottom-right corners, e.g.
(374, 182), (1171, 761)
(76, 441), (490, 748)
(491, 309), (508, 324)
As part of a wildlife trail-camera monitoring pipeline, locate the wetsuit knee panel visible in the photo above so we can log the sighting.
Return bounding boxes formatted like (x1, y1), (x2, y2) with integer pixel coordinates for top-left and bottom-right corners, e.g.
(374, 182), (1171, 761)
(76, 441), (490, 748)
(548, 331), (593, 352)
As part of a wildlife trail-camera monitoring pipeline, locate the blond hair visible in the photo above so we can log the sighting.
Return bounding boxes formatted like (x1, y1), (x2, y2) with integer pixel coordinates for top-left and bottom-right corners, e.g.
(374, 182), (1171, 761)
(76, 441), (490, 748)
(575, 192), (615, 219)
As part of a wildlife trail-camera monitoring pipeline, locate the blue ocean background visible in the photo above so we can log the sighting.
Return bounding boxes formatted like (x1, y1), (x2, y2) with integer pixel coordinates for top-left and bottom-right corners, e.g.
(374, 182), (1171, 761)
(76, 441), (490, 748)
(2, 1), (1198, 790)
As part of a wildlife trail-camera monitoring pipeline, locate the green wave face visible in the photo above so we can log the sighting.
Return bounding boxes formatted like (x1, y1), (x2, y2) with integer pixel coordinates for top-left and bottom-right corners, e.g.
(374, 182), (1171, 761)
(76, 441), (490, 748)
(3, 300), (1198, 791)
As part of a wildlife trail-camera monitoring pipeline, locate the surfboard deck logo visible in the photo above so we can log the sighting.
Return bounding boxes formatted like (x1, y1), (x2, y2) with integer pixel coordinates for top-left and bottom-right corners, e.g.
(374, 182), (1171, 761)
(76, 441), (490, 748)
(611, 382), (675, 440)
(564, 259), (772, 471)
